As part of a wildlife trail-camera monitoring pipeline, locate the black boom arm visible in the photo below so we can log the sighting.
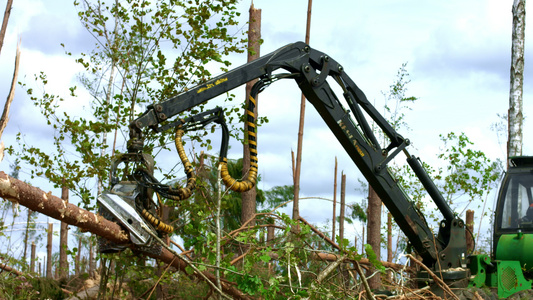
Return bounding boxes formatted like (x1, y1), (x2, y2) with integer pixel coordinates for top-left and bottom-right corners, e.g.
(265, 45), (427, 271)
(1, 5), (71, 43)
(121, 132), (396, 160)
(130, 41), (466, 268)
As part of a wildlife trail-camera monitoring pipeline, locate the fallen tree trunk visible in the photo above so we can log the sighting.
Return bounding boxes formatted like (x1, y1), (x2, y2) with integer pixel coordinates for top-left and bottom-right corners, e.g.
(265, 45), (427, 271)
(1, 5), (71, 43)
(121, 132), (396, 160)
(0, 172), (249, 299)
(0, 172), (129, 243)
(0, 262), (25, 277)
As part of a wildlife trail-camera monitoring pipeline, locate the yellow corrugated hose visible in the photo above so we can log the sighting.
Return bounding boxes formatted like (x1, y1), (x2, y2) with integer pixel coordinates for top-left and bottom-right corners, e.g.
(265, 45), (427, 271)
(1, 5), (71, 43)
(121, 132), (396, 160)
(141, 208), (174, 234)
(153, 128), (196, 201)
(220, 94), (258, 192)
(141, 128), (197, 234)
(171, 128), (196, 200)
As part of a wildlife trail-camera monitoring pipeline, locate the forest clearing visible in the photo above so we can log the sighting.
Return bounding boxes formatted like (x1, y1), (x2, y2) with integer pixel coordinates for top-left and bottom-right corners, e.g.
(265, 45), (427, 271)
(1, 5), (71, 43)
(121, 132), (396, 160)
(0, 1), (532, 299)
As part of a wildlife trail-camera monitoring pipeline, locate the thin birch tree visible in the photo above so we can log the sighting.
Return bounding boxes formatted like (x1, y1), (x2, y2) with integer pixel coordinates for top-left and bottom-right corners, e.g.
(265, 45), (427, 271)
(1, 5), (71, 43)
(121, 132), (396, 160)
(508, 0), (526, 160)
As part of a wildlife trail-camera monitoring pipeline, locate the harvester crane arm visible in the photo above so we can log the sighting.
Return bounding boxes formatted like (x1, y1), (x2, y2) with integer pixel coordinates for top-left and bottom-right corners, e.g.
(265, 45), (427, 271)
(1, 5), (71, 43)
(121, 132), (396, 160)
(128, 41), (466, 270)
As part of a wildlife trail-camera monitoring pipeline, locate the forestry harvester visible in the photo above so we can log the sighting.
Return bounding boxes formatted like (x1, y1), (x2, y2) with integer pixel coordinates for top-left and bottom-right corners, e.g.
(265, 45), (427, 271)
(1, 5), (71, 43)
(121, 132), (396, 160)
(98, 42), (533, 298)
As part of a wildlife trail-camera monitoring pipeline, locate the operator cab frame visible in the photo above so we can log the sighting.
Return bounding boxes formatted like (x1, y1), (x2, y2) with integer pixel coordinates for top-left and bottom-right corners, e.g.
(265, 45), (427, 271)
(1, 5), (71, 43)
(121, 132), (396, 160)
(493, 156), (533, 255)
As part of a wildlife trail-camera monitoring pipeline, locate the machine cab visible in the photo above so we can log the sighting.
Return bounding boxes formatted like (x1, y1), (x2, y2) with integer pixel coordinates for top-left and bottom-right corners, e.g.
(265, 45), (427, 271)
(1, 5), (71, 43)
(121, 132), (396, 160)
(493, 156), (533, 255)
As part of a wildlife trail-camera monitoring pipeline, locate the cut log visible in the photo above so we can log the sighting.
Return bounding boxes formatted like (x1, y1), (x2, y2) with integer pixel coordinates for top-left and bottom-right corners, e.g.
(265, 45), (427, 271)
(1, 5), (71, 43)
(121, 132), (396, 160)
(0, 172), (249, 299)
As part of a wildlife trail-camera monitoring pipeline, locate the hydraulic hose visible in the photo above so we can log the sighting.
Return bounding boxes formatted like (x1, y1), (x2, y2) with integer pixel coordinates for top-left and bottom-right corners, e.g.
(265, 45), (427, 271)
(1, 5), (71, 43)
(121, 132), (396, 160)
(219, 83), (261, 192)
(137, 130), (195, 234)
(146, 128), (197, 201)
(170, 128), (197, 199)
(141, 192), (174, 234)
(141, 208), (174, 234)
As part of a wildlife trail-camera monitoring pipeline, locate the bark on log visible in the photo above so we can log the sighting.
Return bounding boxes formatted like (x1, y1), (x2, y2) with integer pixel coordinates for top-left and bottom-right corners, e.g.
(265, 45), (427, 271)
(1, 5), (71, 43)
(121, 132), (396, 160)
(0, 172), (250, 299)
(0, 172), (128, 243)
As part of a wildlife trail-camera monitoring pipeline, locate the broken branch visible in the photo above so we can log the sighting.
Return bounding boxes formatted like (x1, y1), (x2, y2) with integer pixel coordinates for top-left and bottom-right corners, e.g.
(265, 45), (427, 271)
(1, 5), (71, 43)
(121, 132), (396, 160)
(0, 38), (20, 139)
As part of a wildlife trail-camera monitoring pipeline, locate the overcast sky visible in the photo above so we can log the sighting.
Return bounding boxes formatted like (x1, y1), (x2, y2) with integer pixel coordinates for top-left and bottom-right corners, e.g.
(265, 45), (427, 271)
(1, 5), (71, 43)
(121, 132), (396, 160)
(0, 0), (532, 258)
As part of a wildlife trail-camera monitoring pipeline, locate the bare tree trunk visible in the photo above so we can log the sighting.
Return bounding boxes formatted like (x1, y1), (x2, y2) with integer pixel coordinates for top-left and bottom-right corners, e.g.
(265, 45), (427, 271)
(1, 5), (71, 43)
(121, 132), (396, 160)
(332, 157), (337, 239)
(157, 205), (171, 298)
(293, 0), (313, 227)
(30, 241), (36, 274)
(0, 0), (13, 55)
(267, 220), (275, 275)
(59, 183), (69, 278)
(23, 208), (32, 263)
(466, 210), (474, 254)
(267, 225), (275, 244)
(387, 212), (392, 281)
(76, 236), (82, 276)
(241, 3), (261, 228)
(508, 0), (525, 160)
(81, 257), (87, 274)
(339, 172), (346, 242)
(55, 260), (59, 279)
(0, 39), (20, 146)
(89, 240), (95, 276)
(362, 227), (365, 250)
(46, 223), (53, 279)
(339, 173), (348, 287)
(367, 186), (382, 289)
(387, 213), (392, 263)
(291, 150), (300, 232)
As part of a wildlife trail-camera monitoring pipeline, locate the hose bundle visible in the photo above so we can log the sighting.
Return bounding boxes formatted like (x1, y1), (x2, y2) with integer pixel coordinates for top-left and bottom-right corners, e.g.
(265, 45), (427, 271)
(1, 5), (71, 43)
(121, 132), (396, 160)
(134, 128), (197, 234)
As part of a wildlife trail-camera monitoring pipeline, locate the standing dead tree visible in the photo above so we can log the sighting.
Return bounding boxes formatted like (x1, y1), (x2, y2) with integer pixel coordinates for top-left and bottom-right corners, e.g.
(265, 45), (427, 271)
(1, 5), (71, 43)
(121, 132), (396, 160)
(46, 223), (53, 278)
(59, 183), (69, 277)
(0, 0), (13, 55)
(293, 0), (313, 227)
(332, 157), (337, 239)
(0, 40), (20, 162)
(241, 3), (262, 228)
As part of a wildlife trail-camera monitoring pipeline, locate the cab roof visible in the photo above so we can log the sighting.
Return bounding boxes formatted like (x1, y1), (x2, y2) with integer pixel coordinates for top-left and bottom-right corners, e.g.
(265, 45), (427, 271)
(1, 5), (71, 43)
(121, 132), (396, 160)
(510, 156), (533, 168)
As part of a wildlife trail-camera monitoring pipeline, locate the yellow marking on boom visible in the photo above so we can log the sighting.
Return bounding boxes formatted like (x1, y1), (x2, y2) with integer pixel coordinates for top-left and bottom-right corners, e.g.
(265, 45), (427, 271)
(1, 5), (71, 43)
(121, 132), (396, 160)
(197, 77), (229, 94)
(338, 120), (365, 157)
